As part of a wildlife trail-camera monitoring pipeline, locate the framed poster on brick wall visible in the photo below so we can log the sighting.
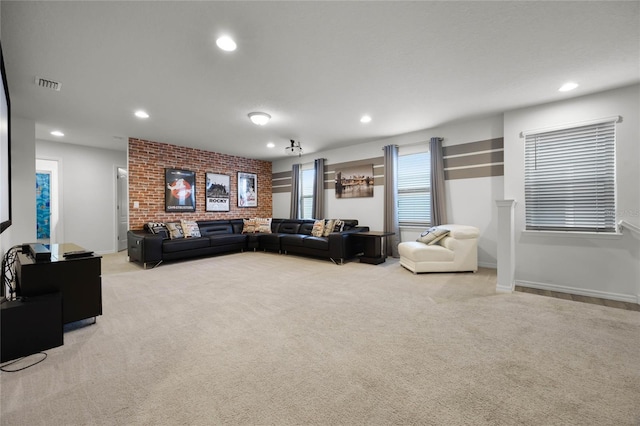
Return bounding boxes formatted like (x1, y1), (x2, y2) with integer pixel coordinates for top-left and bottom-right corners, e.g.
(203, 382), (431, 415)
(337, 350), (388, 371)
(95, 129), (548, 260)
(237, 172), (257, 207)
(205, 172), (230, 212)
(165, 168), (196, 212)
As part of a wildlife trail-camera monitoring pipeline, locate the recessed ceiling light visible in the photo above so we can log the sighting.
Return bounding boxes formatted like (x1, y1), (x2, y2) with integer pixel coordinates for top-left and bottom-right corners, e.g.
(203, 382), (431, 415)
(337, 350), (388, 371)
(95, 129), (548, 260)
(559, 82), (579, 92)
(50, 130), (64, 137)
(216, 36), (237, 52)
(134, 110), (149, 119)
(267, 142), (275, 148)
(360, 115), (372, 123)
(248, 112), (271, 125)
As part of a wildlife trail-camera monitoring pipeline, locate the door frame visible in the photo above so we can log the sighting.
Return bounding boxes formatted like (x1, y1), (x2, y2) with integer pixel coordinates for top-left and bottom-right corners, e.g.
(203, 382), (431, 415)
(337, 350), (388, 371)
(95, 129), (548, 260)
(115, 165), (128, 252)
(35, 157), (63, 244)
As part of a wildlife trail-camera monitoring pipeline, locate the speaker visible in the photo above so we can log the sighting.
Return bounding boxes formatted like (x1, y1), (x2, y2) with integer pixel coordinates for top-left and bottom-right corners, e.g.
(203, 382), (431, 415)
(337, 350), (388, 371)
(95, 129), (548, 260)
(1, 293), (63, 362)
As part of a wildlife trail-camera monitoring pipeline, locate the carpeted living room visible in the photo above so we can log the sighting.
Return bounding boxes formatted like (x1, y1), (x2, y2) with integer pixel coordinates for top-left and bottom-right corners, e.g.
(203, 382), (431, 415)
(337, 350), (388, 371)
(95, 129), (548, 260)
(1, 251), (639, 425)
(1, 2), (640, 426)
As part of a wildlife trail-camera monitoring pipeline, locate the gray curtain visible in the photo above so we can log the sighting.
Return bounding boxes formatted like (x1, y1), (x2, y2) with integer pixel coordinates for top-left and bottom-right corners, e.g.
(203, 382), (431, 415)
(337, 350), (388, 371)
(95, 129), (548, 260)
(383, 144), (400, 258)
(290, 163), (300, 219)
(312, 158), (325, 219)
(430, 137), (447, 226)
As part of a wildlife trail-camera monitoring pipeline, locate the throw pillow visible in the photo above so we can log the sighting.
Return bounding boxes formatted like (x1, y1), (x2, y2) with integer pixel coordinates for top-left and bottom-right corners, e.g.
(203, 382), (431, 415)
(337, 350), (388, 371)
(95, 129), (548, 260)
(427, 230), (450, 245)
(165, 222), (184, 239)
(312, 219), (325, 237)
(333, 219), (345, 232)
(254, 217), (272, 233)
(242, 218), (256, 234)
(417, 227), (449, 245)
(323, 219), (336, 236)
(145, 222), (169, 239)
(180, 220), (201, 238)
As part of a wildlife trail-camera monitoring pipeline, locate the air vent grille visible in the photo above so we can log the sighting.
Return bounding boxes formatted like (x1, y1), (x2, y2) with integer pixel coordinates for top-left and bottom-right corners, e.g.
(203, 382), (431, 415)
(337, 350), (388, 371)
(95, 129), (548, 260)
(35, 77), (62, 91)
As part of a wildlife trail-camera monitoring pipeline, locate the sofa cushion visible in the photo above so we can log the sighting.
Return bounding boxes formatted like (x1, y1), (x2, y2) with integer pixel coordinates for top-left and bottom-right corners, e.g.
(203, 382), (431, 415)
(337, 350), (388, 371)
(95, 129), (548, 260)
(200, 223), (233, 236)
(281, 234), (307, 247)
(145, 222), (169, 239)
(277, 222), (301, 234)
(312, 219), (325, 237)
(322, 219), (336, 236)
(303, 236), (329, 250)
(417, 227), (449, 245)
(162, 237), (209, 253)
(399, 241), (455, 262)
(209, 234), (247, 245)
(242, 218), (256, 233)
(181, 220), (201, 238)
(254, 217), (272, 233)
(298, 222), (315, 236)
(165, 222), (184, 239)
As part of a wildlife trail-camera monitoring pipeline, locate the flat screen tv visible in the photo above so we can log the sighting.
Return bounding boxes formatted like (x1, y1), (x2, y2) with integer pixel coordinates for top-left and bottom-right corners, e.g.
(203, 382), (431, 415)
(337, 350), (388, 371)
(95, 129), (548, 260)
(0, 41), (11, 234)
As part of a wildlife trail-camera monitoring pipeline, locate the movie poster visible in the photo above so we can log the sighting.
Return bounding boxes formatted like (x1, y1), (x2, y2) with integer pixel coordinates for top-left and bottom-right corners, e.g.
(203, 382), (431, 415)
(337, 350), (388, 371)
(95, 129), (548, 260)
(165, 168), (196, 212)
(237, 172), (257, 207)
(205, 173), (230, 212)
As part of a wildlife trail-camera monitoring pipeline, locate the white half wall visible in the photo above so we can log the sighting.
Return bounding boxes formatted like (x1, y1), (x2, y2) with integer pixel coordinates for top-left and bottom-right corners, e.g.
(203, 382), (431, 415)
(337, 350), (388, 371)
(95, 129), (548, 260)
(503, 84), (640, 302)
(36, 140), (127, 254)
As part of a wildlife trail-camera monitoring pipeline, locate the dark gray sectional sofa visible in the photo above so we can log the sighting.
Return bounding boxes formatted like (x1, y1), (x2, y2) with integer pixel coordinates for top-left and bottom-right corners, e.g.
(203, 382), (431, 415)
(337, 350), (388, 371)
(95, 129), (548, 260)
(127, 218), (368, 268)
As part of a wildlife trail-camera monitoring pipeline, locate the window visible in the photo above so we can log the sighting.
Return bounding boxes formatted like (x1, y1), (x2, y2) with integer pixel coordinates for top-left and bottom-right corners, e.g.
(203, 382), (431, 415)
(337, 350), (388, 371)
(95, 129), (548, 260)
(524, 118), (617, 232)
(398, 151), (431, 226)
(299, 167), (314, 219)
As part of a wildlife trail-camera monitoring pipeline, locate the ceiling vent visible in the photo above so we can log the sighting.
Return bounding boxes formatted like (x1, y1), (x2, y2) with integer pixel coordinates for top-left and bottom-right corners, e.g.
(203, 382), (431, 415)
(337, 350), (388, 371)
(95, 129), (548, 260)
(35, 76), (62, 91)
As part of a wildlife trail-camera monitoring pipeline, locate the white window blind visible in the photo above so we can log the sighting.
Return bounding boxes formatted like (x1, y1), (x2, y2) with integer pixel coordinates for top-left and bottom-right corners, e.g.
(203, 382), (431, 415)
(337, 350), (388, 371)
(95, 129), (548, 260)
(300, 168), (314, 219)
(524, 119), (616, 232)
(398, 151), (431, 226)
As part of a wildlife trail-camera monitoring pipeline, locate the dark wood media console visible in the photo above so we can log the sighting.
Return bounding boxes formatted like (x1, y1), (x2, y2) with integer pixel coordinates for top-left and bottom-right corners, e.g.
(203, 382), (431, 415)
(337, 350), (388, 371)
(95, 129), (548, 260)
(15, 243), (102, 324)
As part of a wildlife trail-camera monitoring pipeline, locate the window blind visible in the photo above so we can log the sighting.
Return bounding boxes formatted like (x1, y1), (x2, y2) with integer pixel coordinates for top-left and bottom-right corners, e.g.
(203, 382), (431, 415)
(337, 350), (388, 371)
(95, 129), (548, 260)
(398, 152), (431, 226)
(524, 120), (616, 232)
(300, 168), (314, 219)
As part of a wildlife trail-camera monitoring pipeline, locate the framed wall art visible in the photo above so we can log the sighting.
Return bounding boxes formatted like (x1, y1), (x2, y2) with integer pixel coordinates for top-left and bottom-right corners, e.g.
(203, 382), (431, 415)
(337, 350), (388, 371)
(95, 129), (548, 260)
(334, 164), (374, 198)
(205, 172), (230, 212)
(237, 172), (257, 207)
(165, 168), (196, 212)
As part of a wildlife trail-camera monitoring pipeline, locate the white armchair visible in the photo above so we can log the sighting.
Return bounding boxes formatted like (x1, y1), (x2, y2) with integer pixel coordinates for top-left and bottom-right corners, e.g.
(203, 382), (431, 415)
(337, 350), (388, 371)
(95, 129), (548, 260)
(398, 224), (479, 273)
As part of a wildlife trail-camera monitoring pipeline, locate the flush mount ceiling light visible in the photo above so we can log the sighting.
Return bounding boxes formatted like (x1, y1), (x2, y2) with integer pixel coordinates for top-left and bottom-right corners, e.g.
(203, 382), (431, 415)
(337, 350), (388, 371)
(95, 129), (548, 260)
(559, 82), (579, 92)
(285, 140), (303, 157)
(50, 130), (64, 137)
(266, 142), (275, 148)
(216, 36), (237, 52)
(134, 110), (149, 119)
(248, 112), (271, 126)
(360, 115), (372, 123)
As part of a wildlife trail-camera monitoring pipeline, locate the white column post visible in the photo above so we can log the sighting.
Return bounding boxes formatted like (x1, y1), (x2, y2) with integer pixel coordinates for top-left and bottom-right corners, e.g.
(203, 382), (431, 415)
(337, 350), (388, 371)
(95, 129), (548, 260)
(496, 199), (516, 293)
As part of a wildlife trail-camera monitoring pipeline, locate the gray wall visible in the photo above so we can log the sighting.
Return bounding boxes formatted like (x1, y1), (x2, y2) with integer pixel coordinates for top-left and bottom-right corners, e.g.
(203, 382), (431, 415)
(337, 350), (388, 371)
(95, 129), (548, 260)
(0, 117), (127, 257)
(36, 140), (127, 254)
(272, 114), (505, 268)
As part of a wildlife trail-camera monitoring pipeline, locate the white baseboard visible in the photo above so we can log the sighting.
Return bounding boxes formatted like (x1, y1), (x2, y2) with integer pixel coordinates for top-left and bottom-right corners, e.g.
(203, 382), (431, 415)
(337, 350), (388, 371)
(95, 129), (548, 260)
(515, 279), (639, 304)
(478, 261), (497, 269)
(495, 284), (513, 293)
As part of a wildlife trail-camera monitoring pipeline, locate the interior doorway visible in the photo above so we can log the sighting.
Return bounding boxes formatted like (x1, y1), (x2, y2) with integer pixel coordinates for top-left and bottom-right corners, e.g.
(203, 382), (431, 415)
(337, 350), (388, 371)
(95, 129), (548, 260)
(116, 166), (128, 252)
(35, 171), (51, 240)
(36, 158), (61, 243)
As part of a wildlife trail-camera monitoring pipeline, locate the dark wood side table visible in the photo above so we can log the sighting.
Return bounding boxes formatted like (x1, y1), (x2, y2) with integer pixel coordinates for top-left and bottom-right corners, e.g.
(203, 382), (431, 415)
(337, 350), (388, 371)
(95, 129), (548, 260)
(353, 231), (395, 264)
(15, 243), (102, 324)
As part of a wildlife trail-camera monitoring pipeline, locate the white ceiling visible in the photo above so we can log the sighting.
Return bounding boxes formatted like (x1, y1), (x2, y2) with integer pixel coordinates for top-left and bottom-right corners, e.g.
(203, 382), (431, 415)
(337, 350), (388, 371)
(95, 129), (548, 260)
(2, 1), (639, 160)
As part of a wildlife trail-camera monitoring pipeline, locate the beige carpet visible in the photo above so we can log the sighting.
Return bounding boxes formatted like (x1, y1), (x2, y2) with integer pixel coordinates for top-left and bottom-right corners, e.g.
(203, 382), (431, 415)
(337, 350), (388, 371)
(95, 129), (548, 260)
(1, 252), (639, 425)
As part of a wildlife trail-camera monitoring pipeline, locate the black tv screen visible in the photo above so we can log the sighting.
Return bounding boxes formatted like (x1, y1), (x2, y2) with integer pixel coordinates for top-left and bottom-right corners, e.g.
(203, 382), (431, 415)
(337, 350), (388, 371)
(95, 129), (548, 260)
(0, 42), (11, 234)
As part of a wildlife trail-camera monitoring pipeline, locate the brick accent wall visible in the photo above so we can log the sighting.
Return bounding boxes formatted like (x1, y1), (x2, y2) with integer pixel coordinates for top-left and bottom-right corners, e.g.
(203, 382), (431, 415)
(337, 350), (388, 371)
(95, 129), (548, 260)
(128, 138), (272, 230)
